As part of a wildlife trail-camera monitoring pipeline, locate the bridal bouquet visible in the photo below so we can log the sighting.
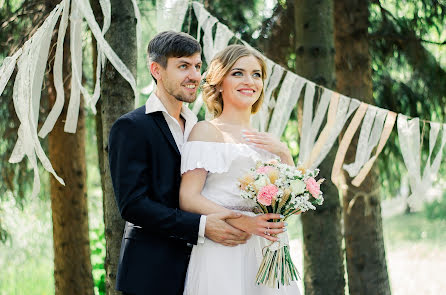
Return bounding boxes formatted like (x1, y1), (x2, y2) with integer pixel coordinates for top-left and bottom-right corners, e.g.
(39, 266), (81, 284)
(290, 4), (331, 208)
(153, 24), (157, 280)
(238, 159), (324, 288)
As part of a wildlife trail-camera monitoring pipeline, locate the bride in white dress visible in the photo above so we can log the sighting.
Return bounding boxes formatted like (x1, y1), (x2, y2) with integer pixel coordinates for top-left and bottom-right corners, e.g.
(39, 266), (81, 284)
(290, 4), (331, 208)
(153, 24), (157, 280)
(180, 45), (301, 295)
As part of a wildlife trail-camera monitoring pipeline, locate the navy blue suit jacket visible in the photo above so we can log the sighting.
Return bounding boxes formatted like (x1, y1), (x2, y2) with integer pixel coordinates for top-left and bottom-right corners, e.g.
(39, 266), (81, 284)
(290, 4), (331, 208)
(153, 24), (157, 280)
(108, 106), (201, 295)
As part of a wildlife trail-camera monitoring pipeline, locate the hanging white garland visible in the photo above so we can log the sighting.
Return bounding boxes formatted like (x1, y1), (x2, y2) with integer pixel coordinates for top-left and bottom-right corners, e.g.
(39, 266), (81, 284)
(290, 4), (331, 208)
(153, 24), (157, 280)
(1, 0), (140, 198)
(1, 0), (445, 200)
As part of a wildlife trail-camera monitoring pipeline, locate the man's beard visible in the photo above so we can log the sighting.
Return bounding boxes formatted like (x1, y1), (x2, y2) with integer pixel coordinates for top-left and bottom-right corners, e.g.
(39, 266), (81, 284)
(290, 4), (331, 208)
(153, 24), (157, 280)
(173, 93), (196, 103)
(165, 82), (198, 103)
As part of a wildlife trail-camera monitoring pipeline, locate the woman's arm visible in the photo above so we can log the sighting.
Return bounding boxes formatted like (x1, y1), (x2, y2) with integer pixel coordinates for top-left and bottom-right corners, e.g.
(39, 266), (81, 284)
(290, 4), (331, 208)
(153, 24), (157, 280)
(180, 168), (232, 215)
(180, 168), (285, 241)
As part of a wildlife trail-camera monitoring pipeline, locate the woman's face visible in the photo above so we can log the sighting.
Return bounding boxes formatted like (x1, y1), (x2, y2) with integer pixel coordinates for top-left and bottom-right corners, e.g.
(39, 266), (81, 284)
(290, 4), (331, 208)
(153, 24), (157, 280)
(220, 55), (263, 111)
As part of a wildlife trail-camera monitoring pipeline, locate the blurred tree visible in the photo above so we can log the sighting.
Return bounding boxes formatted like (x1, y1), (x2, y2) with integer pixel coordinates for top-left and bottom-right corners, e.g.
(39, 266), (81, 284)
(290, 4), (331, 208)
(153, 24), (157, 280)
(370, 0), (446, 195)
(47, 26), (94, 295)
(99, 0), (136, 293)
(335, 0), (391, 294)
(293, 0), (345, 294)
(1, 0), (95, 293)
(256, 0), (295, 67)
(45, 0), (94, 293)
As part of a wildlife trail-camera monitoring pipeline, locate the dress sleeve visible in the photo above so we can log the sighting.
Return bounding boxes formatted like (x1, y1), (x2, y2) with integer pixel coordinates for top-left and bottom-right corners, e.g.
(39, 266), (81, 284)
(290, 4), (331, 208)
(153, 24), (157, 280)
(181, 141), (279, 174)
(181, 141), (234, 174)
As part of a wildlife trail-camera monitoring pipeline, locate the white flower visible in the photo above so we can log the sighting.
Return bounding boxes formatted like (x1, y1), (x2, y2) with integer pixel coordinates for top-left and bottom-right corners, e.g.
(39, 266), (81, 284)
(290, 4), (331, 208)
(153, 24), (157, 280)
(289, 179), (306, 195)
(253, 175), (270, 190)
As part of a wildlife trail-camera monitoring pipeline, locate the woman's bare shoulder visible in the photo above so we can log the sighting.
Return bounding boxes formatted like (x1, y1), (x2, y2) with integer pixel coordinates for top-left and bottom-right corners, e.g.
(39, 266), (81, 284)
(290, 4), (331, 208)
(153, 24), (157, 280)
(188, 120), (225, 142)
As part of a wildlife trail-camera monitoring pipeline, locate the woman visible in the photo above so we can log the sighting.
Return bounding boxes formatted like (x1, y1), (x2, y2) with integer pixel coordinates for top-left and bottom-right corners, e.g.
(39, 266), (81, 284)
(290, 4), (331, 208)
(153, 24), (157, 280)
(180, 45), (301, 294)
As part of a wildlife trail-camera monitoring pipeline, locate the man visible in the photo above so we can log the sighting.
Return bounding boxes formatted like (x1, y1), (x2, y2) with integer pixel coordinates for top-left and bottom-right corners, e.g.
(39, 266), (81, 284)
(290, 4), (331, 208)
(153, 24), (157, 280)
(108, 31), (250, 295)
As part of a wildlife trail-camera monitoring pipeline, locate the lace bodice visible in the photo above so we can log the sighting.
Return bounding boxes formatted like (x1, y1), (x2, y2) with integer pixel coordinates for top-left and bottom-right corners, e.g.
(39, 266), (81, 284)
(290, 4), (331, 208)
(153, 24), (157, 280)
(181, 141), (278, 209)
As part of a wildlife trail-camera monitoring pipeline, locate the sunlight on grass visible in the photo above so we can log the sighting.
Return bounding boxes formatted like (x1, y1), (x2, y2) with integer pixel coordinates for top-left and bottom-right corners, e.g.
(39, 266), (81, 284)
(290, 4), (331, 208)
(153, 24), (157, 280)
(383, 212), (446, 295)
(0, 260), (54, 295)
(383, 212), (446, 248)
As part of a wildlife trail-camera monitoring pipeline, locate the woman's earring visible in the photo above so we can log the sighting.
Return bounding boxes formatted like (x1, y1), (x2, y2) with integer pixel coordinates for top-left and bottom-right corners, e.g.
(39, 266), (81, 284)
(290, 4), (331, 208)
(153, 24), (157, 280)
(219, 89), (223, 92)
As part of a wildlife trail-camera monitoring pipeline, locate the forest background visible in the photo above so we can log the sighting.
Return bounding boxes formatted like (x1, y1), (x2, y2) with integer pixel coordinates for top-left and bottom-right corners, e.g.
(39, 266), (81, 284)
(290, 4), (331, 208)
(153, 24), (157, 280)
(0, 0), (445, 294)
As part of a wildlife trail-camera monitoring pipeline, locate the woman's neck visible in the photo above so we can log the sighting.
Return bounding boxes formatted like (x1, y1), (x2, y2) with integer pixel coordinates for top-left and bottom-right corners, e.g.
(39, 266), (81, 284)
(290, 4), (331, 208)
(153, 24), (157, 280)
(213, 107), (252, 129)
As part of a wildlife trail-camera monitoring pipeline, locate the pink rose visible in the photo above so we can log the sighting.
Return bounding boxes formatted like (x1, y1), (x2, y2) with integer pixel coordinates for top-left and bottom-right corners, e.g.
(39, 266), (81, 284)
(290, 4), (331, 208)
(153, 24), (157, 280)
(305, 177), (321, 199)
(257, 184), (278, 206)
(256, 166), (274, 174)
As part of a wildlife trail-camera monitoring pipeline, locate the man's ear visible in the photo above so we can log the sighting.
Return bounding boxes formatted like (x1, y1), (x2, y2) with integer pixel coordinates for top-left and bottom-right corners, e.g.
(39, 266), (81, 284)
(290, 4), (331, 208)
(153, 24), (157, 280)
(150, 62), (162, 82)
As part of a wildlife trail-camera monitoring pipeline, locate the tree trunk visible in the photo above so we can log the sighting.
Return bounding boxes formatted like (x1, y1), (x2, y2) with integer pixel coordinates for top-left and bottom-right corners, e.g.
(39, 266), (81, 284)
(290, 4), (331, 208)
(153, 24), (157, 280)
(100, 1), (137, 294)
(48, 28), (94, 295)
(334, 1), (391, 294)
(294, 1), (345, 294)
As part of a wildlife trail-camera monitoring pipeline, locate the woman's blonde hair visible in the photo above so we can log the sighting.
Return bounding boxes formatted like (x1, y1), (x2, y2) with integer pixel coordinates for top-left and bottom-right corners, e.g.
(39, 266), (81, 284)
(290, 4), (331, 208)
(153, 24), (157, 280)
(202, 45), (267, 117)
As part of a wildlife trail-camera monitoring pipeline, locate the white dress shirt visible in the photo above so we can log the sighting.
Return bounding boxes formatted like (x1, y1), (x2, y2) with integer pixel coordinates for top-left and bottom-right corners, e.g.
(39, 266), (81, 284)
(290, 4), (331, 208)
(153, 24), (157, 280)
(145, 93), (206, 244)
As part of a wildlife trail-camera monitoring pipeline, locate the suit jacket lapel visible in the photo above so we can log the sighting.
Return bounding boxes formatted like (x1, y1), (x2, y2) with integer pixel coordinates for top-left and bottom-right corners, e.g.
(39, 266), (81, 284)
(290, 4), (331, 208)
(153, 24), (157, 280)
(152, 112), (181, 155)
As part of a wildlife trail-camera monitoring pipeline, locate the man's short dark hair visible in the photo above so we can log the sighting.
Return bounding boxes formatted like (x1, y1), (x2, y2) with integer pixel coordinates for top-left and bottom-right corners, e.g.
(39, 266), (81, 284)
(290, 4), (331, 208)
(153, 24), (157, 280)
(147, 31), (201, 68)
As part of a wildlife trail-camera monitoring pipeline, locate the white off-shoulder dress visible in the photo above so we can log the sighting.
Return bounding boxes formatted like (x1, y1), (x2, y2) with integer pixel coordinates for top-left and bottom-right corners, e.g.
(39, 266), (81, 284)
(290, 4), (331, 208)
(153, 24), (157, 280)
(181, 141), (301, 295)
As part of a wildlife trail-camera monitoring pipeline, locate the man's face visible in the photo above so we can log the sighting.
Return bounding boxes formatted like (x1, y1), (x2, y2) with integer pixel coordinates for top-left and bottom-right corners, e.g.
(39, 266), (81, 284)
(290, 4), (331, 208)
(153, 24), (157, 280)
(158, 53), (202, 103)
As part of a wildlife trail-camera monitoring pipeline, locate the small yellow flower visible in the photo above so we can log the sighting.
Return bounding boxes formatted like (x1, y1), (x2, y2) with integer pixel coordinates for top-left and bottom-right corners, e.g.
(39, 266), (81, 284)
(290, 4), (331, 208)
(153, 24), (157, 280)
(239, 174), (255, 190)
(297, 166), (306, 175)
(267, 168), (279, 184)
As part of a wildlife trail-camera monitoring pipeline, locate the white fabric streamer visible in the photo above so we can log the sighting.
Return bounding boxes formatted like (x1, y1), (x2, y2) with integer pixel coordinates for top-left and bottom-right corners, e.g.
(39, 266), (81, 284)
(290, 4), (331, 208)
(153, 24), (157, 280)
(131, 0), (142, 51)
(251, 58), (275, 131)
(398, 116), (422, 206)
(263, 58), (275, 89)
(310, 96), (360, 169)
(39, 0), (70, 138)
(423, 123), (446, 190)
(99, 0), (111, 38)
(10, 3), (63, 158)
(343, 106), (387, 177)
(65, 0), (83, 133)
(263, 63), (285, 110)
(192, 92), (204, 115)
(76, 0), (138, 107)
(298, 86), (332, 164)
(30, 2), (63, 130)
(68, 0), (111, 127)
(89, 0), (110, 113)
(192, 2), (209, 43)
(9, 4), (66, 199)
(398, 116), (446, 208)
(206, 22), (234, 60)
(253, 62), (285, 132)
(201, 16), (219, 65)
(157, 0), (189, 33)
(0, 49), (22, 96)
(268, 72), (306, 137)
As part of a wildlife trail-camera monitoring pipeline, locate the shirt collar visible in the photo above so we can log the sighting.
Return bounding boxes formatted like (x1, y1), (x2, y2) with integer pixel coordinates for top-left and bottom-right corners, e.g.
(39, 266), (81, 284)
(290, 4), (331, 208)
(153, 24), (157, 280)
(145, 92), (197, 124)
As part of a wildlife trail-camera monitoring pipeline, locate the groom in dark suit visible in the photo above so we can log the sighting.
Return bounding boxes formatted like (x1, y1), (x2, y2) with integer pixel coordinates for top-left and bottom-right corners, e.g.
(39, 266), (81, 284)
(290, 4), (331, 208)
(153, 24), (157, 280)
(108, 31), (250, 295)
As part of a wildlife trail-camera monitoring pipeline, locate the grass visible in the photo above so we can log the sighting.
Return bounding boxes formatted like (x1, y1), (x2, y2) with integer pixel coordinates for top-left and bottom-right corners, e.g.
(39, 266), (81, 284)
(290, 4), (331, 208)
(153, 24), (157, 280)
(383, 212), (446, 295)
(383, 212), (446, 248)
(0, 257), (54, 295)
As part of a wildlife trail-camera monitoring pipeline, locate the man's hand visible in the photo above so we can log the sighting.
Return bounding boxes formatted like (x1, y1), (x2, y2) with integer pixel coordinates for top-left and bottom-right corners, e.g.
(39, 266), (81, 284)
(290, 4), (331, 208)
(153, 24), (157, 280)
(205, 211), (251, 247)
